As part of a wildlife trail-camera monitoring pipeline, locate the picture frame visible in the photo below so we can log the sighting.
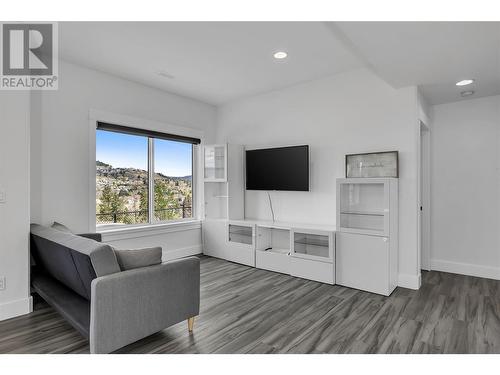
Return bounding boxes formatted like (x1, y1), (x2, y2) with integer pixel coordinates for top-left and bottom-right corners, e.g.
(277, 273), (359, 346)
(345, 151), (399, 178)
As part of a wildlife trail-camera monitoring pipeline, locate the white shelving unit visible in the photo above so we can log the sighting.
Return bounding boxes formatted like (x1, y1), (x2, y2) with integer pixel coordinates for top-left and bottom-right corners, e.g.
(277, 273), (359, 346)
(202, 145), (399, 291)
(202, 144), (254, 266)
(336, 178), (398, 296)
(202, 144), (244, 222)
(202, 143), (337, 285)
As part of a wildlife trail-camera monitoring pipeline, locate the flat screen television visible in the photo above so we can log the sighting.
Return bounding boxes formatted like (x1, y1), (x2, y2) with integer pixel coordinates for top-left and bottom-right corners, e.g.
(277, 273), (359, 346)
(246, 145), (309, 191)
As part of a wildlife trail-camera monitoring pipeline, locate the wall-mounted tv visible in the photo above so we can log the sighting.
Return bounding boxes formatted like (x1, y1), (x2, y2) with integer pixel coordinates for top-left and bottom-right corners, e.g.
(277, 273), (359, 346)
(246, 145), (309, 191)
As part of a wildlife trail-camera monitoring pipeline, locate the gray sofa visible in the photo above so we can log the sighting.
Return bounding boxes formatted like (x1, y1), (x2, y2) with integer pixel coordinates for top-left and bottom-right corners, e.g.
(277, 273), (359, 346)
(30, 224), (200, 354)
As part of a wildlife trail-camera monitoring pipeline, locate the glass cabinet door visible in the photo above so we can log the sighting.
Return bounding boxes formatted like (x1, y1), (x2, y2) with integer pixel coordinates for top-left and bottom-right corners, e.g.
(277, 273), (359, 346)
(338, 181), (389, 236)
(204, 145), (227, 181)
(228, 224), (254, 246)
(292, 230), (333, 261)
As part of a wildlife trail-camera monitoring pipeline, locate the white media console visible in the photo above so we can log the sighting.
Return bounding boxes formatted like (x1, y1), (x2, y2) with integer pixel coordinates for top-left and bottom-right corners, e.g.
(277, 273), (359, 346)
(202, 144), (399, 295)
(230, 219), (336, 284)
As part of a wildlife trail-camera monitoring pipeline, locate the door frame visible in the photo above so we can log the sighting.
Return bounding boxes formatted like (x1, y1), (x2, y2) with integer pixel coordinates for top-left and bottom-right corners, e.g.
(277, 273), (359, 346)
(417, 120), (431, 271)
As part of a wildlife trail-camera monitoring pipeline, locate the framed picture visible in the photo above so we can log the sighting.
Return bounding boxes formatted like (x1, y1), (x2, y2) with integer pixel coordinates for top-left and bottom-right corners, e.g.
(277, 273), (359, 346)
(345, 151), (399, 178)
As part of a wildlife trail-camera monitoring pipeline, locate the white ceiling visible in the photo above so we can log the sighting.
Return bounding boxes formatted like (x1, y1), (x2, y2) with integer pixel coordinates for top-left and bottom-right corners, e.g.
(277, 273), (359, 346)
(59, 22), (500, 106)
(59, 22), (362, 105)
(334, 22), (500, 105)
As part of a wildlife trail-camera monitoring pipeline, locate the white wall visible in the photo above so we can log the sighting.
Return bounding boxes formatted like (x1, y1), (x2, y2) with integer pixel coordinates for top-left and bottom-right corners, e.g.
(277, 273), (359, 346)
(216, 68), (421, 288)
(0, 92), (32, 320)
(431, 95), (500, 279)
(31, 60), (217, 258)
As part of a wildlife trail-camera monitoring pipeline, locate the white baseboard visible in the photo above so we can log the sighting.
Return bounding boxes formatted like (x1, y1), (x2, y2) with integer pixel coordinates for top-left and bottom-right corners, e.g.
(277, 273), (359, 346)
(0, 296), (33, 321)
(398, 273), (421, 290)
(431, 259), (500, 280)
(162, 245), (202, 262)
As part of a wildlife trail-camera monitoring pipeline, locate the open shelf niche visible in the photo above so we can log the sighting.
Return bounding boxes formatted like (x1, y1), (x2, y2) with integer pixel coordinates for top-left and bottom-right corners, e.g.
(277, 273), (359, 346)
(255, 225), (292, 275)
(256, 226), (291, 254)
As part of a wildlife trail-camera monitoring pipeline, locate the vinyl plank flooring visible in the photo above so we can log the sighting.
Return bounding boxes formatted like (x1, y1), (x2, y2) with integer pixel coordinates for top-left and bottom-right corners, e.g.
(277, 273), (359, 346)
(1, 256), (500, 354)
(356, 296), (412, 352)
(281, 292), (384, 354)
(480, 296), (500, 352)
(442, 319), (469, 353)
(244, 341), (278, 354)
(376, 317), (423, 354)
(260, 285), (343, 351)
(410, 341), (442, 354)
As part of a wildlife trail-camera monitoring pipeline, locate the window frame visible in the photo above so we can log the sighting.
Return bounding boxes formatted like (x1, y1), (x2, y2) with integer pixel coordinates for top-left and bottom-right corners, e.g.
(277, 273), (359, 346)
(90, 112), (201, 232)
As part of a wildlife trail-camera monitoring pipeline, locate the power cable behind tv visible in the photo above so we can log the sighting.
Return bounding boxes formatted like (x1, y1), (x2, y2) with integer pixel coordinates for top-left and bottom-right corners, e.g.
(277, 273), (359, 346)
(267, 191), (275, 223)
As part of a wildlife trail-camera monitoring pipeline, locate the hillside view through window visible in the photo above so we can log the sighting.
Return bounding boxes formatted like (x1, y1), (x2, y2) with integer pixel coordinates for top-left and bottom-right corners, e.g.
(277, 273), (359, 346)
(96, 129), (193, 226)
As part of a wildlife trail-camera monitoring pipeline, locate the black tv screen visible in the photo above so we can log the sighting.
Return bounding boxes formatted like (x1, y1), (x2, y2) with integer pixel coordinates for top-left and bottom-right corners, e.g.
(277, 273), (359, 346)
(246, 145), (309, 191)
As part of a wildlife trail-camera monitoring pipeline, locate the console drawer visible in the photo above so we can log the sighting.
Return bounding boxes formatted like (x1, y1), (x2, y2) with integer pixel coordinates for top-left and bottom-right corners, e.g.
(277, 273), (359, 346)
(255, 249), (290, 274)
(290, 257), (334, 284)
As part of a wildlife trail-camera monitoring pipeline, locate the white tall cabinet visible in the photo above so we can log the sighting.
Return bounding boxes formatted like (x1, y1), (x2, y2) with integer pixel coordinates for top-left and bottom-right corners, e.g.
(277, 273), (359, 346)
(202, 144), (255, 266)
(336, 178), (398, 296)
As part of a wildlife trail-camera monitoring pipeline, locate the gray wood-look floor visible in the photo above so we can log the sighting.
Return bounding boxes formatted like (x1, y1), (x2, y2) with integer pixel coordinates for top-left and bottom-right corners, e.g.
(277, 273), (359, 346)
(1, 256), (500, 354)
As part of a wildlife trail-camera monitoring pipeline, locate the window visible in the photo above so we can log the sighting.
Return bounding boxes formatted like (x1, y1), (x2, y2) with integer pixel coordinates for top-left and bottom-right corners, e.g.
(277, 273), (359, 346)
(96, 123), (198, 227)
(153, 139), (193, 221)
(96, 131), (149, 225)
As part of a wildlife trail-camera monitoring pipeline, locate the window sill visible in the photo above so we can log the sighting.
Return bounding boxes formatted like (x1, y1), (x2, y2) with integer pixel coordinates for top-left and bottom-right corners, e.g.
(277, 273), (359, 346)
(97, 219), (202, 241)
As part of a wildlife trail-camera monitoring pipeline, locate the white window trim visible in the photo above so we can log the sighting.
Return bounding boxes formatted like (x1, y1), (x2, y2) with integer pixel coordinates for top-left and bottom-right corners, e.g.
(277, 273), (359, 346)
(97, 219), (202, 241)
(88, 109), (204, 233)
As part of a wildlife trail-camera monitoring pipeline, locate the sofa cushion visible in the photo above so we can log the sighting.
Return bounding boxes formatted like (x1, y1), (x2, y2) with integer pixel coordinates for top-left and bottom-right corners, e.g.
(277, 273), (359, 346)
(113, 247), (162, 271)
(30, 224), (121, 300)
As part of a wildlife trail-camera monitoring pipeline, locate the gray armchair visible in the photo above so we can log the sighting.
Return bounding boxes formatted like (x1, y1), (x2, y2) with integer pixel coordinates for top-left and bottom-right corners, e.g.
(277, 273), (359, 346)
(91, 258), (200, 354)
(30, 224), (200, 354)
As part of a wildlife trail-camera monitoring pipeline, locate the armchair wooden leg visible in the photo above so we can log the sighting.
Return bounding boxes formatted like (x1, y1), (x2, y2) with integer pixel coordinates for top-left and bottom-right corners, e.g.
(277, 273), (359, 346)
(188, 317), (195, 332)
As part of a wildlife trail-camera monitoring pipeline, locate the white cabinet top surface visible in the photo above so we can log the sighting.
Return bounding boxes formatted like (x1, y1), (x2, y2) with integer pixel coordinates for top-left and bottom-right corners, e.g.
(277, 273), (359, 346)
(337, 177), (398, 183)
(227, 219), (336, 232)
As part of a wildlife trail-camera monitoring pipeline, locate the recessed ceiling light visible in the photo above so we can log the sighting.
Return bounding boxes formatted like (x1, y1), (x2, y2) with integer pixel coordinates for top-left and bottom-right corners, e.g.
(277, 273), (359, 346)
(273, 51), (288, 60)
(461, 90), (475, 97)
(456, 79), (474, 86)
